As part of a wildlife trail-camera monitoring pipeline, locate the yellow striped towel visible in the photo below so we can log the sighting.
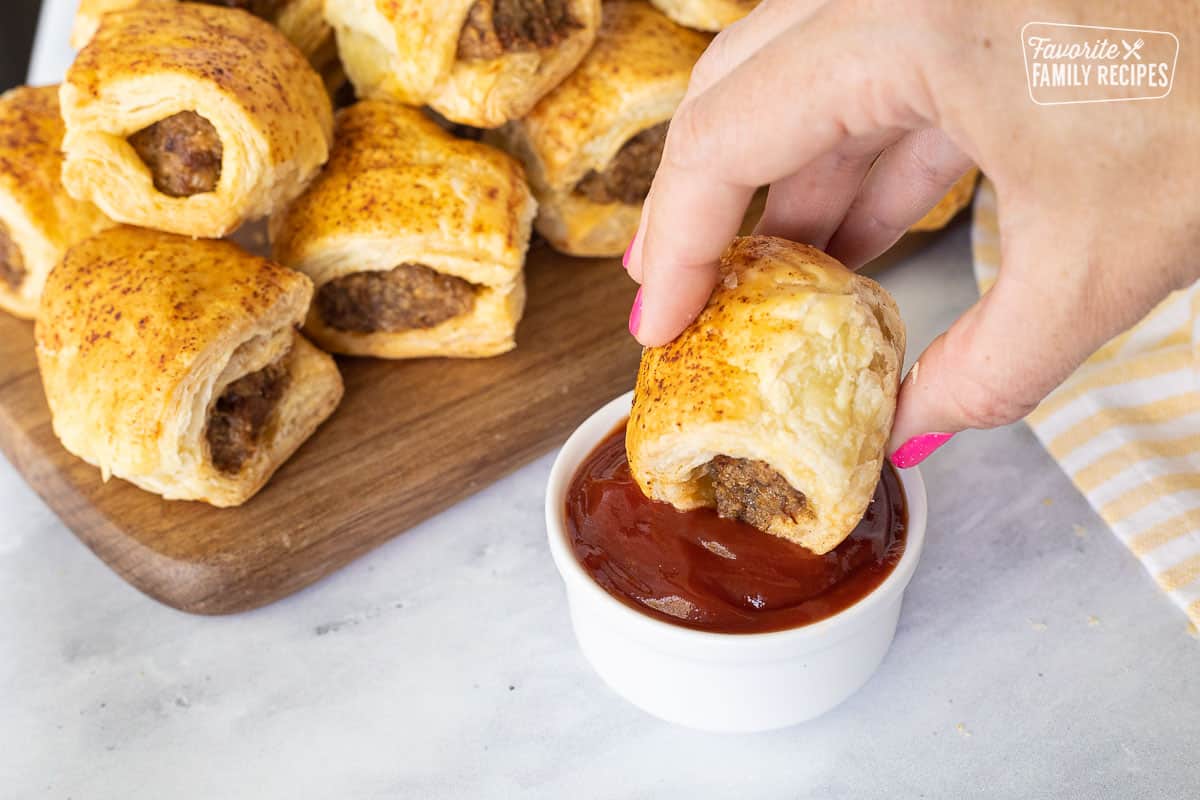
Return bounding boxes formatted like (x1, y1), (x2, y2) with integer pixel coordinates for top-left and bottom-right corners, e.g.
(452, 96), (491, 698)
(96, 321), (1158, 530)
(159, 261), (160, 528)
(972, 178), (1200, 629)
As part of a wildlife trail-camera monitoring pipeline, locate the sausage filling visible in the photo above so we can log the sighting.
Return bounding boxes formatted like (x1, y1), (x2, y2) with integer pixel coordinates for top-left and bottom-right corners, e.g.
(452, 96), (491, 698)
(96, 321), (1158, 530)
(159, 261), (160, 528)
(316, 264), (478, 334)
(0, 221), (24, 292)
(206, 359), (290, 475)
(705, 456), (809, 532)
(574, 122), (669, 205)
(195, 0), (284, 17)
(128, 111), (223, 198)
(457, 0), (580, 60)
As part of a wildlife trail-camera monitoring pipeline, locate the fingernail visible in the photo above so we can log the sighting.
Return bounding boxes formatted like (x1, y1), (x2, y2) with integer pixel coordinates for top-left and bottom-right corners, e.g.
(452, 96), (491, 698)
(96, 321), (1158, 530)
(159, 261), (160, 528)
(889, 432), (953, 469)
(628, 287), (643, 337)
(622, 239), (634, 270)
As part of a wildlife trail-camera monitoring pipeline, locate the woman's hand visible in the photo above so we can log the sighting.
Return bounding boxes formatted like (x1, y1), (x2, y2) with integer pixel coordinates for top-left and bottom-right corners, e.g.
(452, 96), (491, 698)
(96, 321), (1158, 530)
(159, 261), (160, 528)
(625, 0), (1200, 465)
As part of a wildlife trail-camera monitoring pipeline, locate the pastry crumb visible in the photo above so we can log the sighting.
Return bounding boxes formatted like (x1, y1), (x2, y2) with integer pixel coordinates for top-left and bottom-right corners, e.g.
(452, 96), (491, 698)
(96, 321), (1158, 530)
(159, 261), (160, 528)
(1187, 622), (1198, 639)
(1073, 524), (1087, 538)
(1042, 497), (1054, 506)
(701, 539), (736, 560)
(956, 723), (972, 738)
(1029, 619), (1048, 632)
(643, 594), (699, 621)
(1087, 616), (1101, 627)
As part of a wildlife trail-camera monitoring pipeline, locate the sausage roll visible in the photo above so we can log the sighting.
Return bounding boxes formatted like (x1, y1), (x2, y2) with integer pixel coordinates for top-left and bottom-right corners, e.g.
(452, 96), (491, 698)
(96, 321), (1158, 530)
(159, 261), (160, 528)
(71, 0), (342, 89)
(60, 2), (334, 239)
(909, 168), (980, 232)
(324, 0), (601, 128)
(36, 226), (343, 508)
(498, 0), (710, 256)
(648, 0), (758, 31)
(0, 86), (113, 320)
(271, 101), (535, 359)
(627, 236), (906, 555)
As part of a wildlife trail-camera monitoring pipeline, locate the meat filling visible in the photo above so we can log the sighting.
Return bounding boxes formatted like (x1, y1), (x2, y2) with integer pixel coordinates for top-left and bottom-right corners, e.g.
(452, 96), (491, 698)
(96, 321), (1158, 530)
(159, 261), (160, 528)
(0, 221), (24, 292)
(574, 122), (669, 205)
(128, 111), (223, 198)
(316, 264), (478, 334)
(705, 456), (809, 532)
(457, 0), (581, 60)
(195, 0), (284, 19)
(206, 359), (290, 475)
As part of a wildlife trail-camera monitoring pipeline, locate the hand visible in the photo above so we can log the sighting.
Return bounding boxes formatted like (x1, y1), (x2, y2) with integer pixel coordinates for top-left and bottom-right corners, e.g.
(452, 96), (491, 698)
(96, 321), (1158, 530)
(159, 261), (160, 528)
(625, 0), (1200, 464)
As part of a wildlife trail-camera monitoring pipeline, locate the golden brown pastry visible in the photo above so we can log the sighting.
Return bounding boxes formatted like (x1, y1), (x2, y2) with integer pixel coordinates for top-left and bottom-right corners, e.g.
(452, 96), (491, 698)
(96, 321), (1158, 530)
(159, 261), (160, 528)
(627, 236), (906, 555)
(71, 0), (342, 88)
(271, 101), (536, 359)
(274, 0), (344, 89)
(498, 0), (710, 256)
(0, 85), (114, 320)
(36, 226), (343, 508)
(71, 0), (131, 48)
(909, 168), (980, 233)
(324, 0), (601, 128)
(60, 2), (333, 239)
(648, 0), (758, 30)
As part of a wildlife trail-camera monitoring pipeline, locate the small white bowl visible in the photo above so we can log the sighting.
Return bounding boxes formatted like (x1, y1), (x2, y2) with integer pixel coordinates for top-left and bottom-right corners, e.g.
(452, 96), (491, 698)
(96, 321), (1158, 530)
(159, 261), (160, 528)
(545, 391), (927, 733)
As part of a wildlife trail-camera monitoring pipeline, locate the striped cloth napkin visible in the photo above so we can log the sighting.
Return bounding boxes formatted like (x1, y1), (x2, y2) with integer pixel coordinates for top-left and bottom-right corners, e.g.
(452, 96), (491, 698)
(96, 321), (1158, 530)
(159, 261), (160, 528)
(971, 178), (1200, 630)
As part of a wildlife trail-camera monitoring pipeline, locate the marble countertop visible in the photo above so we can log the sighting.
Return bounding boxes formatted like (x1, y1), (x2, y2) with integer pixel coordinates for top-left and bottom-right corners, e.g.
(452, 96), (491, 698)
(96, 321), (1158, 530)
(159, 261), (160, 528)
(4, 6), (1198, 795)
(4, 224), (1197, 798)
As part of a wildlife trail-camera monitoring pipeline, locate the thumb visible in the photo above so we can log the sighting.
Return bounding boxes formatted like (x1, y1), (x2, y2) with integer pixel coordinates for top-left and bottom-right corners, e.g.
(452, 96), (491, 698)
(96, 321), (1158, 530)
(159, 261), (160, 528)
(887, 219), (1166, 468)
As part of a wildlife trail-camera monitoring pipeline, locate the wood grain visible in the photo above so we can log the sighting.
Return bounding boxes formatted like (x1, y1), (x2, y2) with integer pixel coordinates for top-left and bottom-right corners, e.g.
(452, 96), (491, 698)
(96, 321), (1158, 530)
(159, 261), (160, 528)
(0, 210), (947, 615)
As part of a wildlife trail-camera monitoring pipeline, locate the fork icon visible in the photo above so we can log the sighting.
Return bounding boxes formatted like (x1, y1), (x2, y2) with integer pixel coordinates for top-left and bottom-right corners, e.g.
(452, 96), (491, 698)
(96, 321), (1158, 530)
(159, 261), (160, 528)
(1122, 38), (1145, 60)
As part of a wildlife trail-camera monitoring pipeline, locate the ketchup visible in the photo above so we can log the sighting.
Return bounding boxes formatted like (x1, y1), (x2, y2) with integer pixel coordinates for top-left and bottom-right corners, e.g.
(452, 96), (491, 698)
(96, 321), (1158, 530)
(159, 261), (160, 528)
(565, 421), (907, 634)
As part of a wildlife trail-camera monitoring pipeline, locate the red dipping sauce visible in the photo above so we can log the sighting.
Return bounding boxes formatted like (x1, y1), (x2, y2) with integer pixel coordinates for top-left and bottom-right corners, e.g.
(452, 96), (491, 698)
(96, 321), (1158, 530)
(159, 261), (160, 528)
(565, 421), (907, 634)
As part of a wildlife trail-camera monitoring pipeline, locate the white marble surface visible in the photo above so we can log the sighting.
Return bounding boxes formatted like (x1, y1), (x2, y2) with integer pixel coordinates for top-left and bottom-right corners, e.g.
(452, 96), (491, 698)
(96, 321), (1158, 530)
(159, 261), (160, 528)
(4, 223), (1197, 798)
(5, 6), (1198, 795)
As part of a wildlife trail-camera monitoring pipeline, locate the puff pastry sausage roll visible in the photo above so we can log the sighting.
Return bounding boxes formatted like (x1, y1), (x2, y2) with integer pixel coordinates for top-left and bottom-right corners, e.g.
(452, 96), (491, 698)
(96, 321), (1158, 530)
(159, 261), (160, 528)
(324, 0), (601, 128)
(499, 0), (710, 256)
(36, 227), (343, 508)
(71, 0), (341, 88)
(60, 2), (333, 238)
(0, 86), (113, 319)
(627, 236), (906, 555)
(271, 101), (536, 359)
(648, 0), (758, 31)
(909, 168), (980, 232)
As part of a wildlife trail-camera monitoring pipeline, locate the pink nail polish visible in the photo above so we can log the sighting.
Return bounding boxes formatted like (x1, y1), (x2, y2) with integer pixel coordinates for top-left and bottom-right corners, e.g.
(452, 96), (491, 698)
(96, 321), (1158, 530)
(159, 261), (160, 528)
(628, 288), (643, 337)
(622, 239), (634, 270)
(889, 432), (953, 469)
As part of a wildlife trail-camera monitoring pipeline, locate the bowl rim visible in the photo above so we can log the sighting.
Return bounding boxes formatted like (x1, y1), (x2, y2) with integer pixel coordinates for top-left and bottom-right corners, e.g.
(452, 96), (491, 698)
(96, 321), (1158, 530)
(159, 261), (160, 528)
(545, 390), (927, 651)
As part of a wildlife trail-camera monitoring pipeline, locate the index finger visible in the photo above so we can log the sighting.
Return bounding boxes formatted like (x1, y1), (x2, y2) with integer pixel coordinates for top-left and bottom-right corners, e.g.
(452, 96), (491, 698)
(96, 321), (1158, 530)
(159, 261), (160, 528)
(631, 7), (930, 346)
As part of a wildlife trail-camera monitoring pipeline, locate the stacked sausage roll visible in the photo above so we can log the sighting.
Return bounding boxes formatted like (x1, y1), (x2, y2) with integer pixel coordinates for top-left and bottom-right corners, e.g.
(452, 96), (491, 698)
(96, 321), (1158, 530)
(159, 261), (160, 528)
(36, 227), (343, 507)
(0, 86), (113, 319)
(499, 0), (710, 256)
(72, 0), (343, 88)
(60, 2), (333, 238)
(272, 101), (536, 358)
(325, 0), (602, 127)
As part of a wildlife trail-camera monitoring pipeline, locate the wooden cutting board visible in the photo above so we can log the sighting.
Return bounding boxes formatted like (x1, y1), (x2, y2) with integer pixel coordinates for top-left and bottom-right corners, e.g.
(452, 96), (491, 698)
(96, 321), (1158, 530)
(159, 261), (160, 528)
(0, 219), (935, 615)
(0, 239), (644, 615)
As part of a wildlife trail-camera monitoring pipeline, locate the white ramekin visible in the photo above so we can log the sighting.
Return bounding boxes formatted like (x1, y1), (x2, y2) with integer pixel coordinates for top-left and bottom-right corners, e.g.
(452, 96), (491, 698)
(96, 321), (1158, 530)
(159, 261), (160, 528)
(545, 391), (927, 733)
